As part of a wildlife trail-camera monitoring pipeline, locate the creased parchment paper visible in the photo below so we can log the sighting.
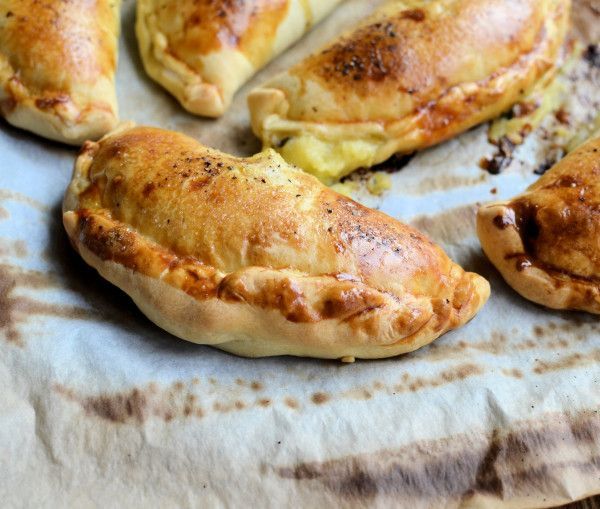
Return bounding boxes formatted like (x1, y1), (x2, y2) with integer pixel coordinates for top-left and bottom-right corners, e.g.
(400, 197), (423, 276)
(0, 1), (599, 507)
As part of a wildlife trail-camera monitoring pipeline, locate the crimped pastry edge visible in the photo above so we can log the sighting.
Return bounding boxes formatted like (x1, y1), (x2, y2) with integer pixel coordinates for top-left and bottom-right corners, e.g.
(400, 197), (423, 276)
(64, 239), (488, 359)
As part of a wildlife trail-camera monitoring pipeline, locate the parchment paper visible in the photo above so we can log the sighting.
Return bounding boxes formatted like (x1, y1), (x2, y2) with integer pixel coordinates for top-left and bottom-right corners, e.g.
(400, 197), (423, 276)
(1, 1), (599, 507)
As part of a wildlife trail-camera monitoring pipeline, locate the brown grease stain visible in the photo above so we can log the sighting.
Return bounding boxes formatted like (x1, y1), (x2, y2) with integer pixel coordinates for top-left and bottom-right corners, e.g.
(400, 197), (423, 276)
(52, 335), (595, 428)
(529, 320), (599, 344)
(480, 136), (516, 175)
(55, 382), (206, 424)
(419, 331), (508, 360)
(234, 378), (264, 391)
(56, 384), (152, 424)
(501, 368), (524, 379)
(0, 206), (9, 220)
(0, 97), (16, 114)
(277, 410), (600, 503)
(213, 401), (231, 413)
(13, 240), (26, 258)
(311, 392), (330, 405)
(0, 238), (27, 258)
(0, 264), (98, 346)
(414, 173), (487, 195)
(394, 363), (483, 393)
(417, 319), (600, 364)
(0, 189), (49, 213)
(284, 397), (299, 409)
(533, 349), (600, 374)
(343, 388), (374, 401)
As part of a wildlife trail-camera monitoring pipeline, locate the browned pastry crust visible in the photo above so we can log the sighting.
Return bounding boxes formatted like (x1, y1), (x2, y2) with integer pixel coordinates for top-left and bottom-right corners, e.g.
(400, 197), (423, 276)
(248, 0), (571, 182)
(63, 124), (489, 360)
(477, 137), (600, 313)
(0, 0), (119, 144)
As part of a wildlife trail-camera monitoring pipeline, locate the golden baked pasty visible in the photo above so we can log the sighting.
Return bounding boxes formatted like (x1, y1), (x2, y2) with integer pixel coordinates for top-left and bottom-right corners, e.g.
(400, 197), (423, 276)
(63, 124), (490, 360)
(248, 0), (571, 183)
(0, 0), (120, 144)
(136, 0), (343, 118)
(477, 137), (600, 313)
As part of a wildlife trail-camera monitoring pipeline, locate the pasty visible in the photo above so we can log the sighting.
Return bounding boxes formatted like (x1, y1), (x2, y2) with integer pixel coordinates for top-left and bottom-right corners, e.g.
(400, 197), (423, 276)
(0, 0), (120, 144)
(63, 124), (490, 360)
(477, 137), (600, 313)
(248, 0), (571, 182)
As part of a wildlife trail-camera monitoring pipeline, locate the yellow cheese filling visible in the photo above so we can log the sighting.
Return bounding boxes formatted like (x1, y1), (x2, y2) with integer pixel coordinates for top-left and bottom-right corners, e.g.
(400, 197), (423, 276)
(278, 134), (382, 184)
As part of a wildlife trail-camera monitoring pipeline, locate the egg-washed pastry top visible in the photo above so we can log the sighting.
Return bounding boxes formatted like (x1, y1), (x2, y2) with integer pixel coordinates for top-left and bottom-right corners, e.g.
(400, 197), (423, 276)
(477, 136), (600, 313)
(248, 0), (571, 183)
(135, 0), (343, 117)
(63, 124), (490, 360)
(0, 0), (120, 144)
